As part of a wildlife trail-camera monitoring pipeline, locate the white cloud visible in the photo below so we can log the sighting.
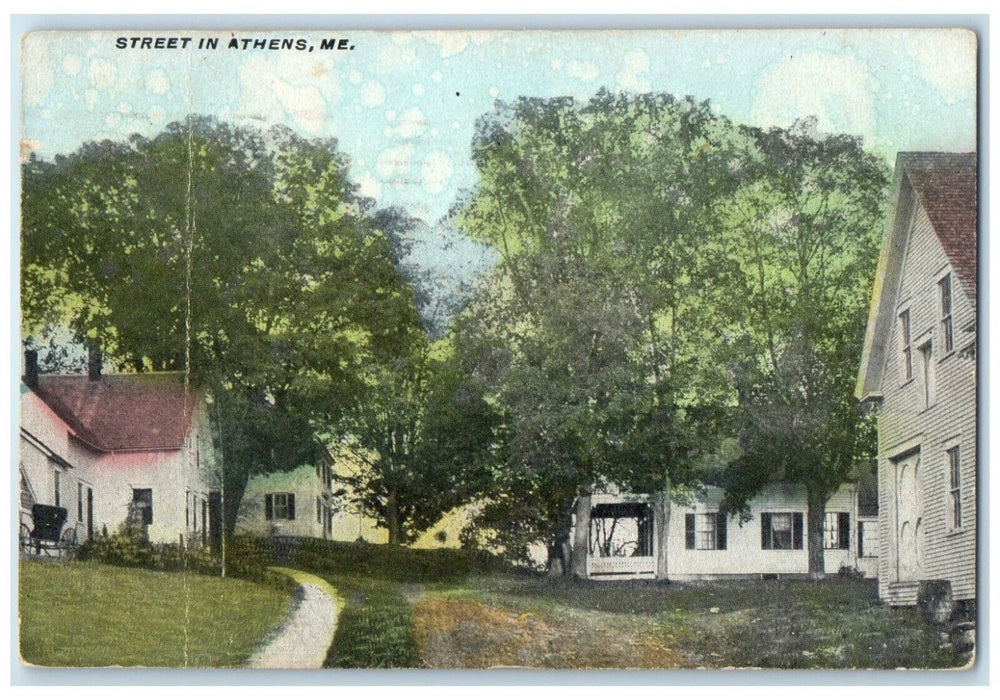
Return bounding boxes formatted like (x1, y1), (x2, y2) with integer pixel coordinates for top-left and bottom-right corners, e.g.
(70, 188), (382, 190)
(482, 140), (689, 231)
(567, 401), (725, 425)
(489, 86), (499, 98)
(413, 83), (425, 97)
(616, 50), (650, 93)
(386, 107), (427, 139)
(355, 171), (382, 200)
(89, 59), (116, 89)
(235, 54), (341, 135)
(23, 36), (53, 107)
(551, 58), (563, 70)
(753, 52), (875, 144)
(148, 106), (166, 124)
(146, 70), (170, 95)
(422, 151), (453, 194)
(349, 70), (362, 85)
(362, 81), (386, 107)
(376, 144), (414, 179)
(431, 71), (442, 83)
(906, 29), (976, 105)
(566, 60), (599, 83)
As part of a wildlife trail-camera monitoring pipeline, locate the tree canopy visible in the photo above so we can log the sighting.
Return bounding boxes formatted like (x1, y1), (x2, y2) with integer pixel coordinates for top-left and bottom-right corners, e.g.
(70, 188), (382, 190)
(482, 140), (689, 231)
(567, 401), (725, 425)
(21, 116), (422, 530)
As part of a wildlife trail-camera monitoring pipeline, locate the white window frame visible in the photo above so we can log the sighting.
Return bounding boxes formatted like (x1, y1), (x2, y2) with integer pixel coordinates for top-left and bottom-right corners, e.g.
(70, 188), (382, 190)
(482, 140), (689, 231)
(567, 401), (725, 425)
(898, 307), (913, 383)
(938, 272), (955, 355)
(696, 512), (719, 550)
(945, 440), (962, 531)
(272, 492), (293, 520)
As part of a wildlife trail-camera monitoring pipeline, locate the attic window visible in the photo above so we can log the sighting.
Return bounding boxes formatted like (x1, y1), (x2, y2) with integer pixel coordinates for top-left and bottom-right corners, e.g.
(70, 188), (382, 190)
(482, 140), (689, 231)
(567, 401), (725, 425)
(939, 274), (954, 353)
(899, 309), (912, 382)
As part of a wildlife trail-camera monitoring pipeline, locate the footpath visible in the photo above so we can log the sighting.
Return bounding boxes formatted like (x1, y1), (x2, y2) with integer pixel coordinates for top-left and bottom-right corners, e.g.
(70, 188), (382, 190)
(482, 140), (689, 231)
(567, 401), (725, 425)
(247, 567), (341, 669)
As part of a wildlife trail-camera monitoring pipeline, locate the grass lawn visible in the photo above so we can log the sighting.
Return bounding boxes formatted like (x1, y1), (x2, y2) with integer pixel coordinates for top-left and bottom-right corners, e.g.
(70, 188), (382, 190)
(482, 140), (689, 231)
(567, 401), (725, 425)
(412, 575), (965, 669)
(19, 560), (290, 667)
(286, 539), (965, 670)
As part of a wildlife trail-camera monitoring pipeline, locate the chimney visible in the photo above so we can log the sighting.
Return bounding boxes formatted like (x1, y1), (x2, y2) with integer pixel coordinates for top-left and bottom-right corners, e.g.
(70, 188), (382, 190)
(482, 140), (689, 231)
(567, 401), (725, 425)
(87, 343), (103, 381)
(24, 349), (39, 389)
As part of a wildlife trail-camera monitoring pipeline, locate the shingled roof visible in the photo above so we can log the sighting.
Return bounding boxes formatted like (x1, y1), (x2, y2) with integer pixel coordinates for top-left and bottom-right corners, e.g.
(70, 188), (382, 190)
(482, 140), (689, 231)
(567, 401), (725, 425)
(856, 151), (978, 400)
(32, 372), (198, 452)
(899, 152), (978, 297)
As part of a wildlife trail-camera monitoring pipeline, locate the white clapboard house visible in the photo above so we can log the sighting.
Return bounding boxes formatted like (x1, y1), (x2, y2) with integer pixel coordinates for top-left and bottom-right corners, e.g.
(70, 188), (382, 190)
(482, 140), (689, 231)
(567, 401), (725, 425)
(856, 152), (977, 607)
(19, 349), (221, 547)
(573, 482), (875, 580)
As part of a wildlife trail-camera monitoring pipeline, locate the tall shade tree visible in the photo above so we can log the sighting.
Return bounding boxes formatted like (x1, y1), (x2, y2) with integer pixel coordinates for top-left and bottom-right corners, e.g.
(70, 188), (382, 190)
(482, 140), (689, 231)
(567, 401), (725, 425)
(334, 339), (499, 546)
(21, 116), (421, 531)
(713, 118), (889, 575)
(454, 91), (744, 571)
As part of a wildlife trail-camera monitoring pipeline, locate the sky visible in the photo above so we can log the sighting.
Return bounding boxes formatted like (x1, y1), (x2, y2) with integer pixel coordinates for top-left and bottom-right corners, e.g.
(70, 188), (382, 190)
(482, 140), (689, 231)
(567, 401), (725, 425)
(21, 28), (978, 226)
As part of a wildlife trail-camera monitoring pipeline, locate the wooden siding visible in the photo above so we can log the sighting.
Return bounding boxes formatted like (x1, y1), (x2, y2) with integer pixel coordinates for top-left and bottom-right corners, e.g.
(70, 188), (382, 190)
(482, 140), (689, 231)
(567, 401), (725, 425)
(874, 193), (977, 603)
(597, 483), (866, 580)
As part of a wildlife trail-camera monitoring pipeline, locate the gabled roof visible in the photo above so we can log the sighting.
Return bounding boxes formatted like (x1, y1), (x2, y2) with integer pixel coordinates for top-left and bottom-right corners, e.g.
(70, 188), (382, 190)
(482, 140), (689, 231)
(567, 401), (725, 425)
(856, 151), (978, 400)
(899, 152), (978, 297)
(31, 372), (198, 452)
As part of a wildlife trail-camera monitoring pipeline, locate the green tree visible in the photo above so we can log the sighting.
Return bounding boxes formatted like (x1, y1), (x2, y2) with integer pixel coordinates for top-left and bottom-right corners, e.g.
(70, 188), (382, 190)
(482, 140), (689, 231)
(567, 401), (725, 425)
(453, 91), (749, 570)
(334, 339), (499, 545)
(21, 116), (420, 531)
(713, 118), (889, 575)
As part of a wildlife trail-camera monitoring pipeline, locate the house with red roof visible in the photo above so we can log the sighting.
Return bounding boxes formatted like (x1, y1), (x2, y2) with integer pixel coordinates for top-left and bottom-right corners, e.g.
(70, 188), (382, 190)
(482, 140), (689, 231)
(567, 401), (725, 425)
(856, 152), (977, 609)
(19, 349), (220, 547)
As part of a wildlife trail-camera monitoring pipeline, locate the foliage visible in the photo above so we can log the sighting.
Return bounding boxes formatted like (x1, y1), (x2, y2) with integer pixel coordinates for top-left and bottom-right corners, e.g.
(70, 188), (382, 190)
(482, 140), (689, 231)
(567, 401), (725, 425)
(21, 116), (421, 531)
(334, 339), (500, 545)
(19, 560), (289, 667)
(453, 91), (749, 564)
(711, 118), (889, 572)
(78, 526), (293, 592)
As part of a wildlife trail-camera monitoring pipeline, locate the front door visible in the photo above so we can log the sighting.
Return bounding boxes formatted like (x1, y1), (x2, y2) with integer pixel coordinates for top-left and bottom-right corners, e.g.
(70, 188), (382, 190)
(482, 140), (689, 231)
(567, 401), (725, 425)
(894, 452), (922, 581)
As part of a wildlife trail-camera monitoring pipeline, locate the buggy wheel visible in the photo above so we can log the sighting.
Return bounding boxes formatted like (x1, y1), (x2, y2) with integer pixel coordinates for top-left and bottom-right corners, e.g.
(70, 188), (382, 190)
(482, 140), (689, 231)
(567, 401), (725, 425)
(59, 529), (78, 560)
(19, 524), (32, 555)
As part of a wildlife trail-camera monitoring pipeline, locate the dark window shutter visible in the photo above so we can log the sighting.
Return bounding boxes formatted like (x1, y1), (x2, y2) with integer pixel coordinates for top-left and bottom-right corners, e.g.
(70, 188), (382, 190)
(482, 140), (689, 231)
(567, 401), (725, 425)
(792, 512), (804, 549)
(685, 513), (695, 549)
(839, 512), (851, 550)
(857, 521), (865, 557)
(717, 511), (727, 550)
(288, 493), (296, 520)
(761, 512), (772, 549)
(265, 494), (273, 520)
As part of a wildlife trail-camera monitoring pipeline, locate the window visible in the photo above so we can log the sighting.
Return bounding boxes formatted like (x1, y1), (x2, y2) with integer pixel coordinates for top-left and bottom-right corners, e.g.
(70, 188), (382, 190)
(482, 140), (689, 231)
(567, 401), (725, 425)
(939, 274), (954, 353)
(823, 512), (851, 550)
(761, 512), (803, 550)
(948, 446), (962, 529)
(77, 482), (83, 521)
(899, 309), (912, 381)
(185, 491), (190, 528)
(685, 511), (727, 550)
(53, 469), (61, 507)
(316, 496), (322, 524)
(265, 492), (296, 520)
(132, 488), (153, 525)
(920, 341), (935, 408)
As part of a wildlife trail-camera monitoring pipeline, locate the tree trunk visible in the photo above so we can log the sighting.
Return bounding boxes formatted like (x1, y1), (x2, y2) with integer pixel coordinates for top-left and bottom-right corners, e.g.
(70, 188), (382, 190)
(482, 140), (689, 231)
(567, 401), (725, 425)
(387, 488), (403, 546)
(806, 488), (827, 577)
(570, 495), (591, 578)
(654, 490), (670, 581)
(546, 538), (568, 577)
